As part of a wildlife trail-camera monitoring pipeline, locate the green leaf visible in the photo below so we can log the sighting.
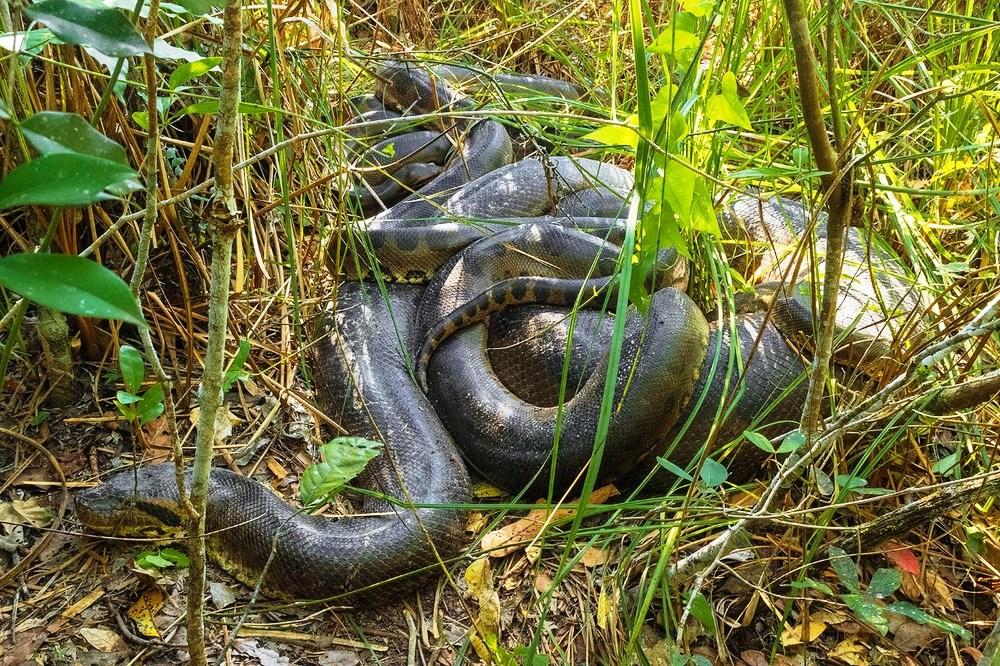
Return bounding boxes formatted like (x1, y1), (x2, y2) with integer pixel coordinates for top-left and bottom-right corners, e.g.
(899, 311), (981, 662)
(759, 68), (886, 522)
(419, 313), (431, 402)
(168, 57), (222, 91)
(583, 122), (639, 149)
(656, 456), (693, 482)
(699, 458), (728, 488)
(0, 100), (10, 120)
(648, 27), (699, 56)
(158, 547), (189, 567)
(885, 601), (971, 640)
(867, 568), (902, 598)
(689, 179), (720, 236)
(131, 111), (149, 130)
(20, 111), (128, 165)
(828, 546), (861, 594)
(777, 429), (806, 454)
(843, 593), (889, 635)
(0, 254), (146, 327)
(222, 338), (251, 391)
(174, 100), (273, 118)
(705, 72), (752, 131)
(171, 0), (220, 14)
(660, 160), (697, 229)
(118, 344), (144, 394)
(680, 0), (714, 16)
(135, 552), (174, 569)
(686, 592), (717, 632)
(814, 467), (834, 496)
(299, 437), (382, 506)
(379, 141), (396, 158)
(0, 153), (141, 208)
(115, 390), (142, 405)
(0, 28), (61, 56)
(25, 0), (150, 57)
(744, 430), (774, 454)
(789, 577), (835, 596)
(137, 383), (165, 425)
(932, 450), (961, 476)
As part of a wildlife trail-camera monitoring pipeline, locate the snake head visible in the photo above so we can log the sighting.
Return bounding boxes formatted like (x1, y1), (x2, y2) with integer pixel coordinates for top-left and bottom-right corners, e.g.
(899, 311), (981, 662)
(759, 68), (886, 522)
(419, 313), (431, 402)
(376, 62), (467, 120)
(76, 465), (187, 539)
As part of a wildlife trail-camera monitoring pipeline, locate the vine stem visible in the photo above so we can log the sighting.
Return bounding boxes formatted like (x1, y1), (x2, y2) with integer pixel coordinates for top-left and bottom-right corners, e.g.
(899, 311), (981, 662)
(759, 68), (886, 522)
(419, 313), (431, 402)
(186, 1), (243, 663)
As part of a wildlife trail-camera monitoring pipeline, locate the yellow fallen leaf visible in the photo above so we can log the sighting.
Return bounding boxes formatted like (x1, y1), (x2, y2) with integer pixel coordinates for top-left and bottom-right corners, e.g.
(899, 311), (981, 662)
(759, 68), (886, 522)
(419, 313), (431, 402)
(597, 588), (616, 630)
(464, 558), (493, 600)
(79, 626), (126, 652)
(780, 620), (828, 646)
(127, 588), (164, 638)
(828, 638), (869, 665)
(579, 547), (608, 568)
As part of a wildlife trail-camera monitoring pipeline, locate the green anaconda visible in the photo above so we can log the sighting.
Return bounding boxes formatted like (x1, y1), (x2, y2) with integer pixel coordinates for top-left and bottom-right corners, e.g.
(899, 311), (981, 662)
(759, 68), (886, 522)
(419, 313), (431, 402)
(76, 61), (917, 604)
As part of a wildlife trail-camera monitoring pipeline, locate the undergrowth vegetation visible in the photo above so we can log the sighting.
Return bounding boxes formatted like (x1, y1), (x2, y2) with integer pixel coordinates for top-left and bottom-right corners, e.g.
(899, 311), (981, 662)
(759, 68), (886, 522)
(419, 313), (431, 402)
(1, 0), (999, 663)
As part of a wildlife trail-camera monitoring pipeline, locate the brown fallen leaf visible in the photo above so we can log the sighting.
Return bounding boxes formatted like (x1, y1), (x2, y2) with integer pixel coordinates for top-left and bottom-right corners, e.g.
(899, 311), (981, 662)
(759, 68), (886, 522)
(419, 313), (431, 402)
(578, 546), (608, 568)
(481, 485), (618, 557)
(79, 626), (127, 653)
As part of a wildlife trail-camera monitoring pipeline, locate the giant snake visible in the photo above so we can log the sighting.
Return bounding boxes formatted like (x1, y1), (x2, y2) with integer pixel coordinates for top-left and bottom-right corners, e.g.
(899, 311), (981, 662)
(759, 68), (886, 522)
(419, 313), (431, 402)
(76, 61), (917, 603)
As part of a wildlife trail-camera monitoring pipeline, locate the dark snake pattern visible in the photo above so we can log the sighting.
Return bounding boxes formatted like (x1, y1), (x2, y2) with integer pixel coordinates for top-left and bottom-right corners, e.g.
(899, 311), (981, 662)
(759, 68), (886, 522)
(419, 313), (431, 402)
(76, 61), (916, 603)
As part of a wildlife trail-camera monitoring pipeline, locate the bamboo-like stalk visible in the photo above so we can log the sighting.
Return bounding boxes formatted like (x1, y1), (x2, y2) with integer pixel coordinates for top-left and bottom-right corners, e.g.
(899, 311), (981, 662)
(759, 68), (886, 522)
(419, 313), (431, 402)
(186, 1), (243, 663)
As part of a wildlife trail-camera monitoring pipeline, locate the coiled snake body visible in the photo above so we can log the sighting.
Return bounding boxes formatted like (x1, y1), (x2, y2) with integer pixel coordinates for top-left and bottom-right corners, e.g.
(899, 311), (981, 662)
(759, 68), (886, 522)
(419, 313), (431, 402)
(77, 62), (916, 603)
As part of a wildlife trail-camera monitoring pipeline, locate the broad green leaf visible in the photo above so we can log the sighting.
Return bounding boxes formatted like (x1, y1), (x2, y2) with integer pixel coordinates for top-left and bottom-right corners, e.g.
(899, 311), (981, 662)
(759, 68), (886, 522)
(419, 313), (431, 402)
(115, 390), (142, 406)
(152, 38), (203, 62)
(744, 430), (775, 454)
(690, 179), (720, 236)
(20, 111), (128, 165)
(171, 0), (220, 14)
(867, 568), (902, 598)
(222, 338), (251, 391)
(932, 450), (961, 475)
(0, 253), (146, 327)
(168, 57), (222, 91)
(791, 146), (811, 168)
(699, 458), (728, 488)
(158, 547), (189, 567)
(0, 153), (141, 208)
(655, 456), (693, 482)
(681, 0), (714, 16)
(843, 593), (889, 635)
(648, 28), (699, 56)
(814, 467), (834, 495)
(828, 546), (861, 594)
(379, 141), (396, 157)
(789, 577), (835, 596)
(117, 347), (144, 393)
(137, 384), (164, 425)
(583, 122), (639, 149)
(705, 72), (752, 131)
(777, 429), (806, 453)
(25, 0), (150, 57)
(0, 28), (61, 56)
(300, 437), (382, 506)
(686, 592), (717, 632)
(135, 552), (175, 569)
(659, 161), (697, 230)
(885, 601), (971, 640)
(132, 111), (149, 130)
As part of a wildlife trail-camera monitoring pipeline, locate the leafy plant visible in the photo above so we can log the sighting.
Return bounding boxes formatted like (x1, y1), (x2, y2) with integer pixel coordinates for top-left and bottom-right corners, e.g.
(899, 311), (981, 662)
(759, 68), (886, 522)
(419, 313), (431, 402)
(299, 437), (382, 507)
(113, 345), (164, 425)
(793, 547), (970, 641)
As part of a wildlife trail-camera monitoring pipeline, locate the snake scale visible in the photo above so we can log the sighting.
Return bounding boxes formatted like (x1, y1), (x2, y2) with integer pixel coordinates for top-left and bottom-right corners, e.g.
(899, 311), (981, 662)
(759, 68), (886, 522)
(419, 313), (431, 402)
(76, 61), (916, 603)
